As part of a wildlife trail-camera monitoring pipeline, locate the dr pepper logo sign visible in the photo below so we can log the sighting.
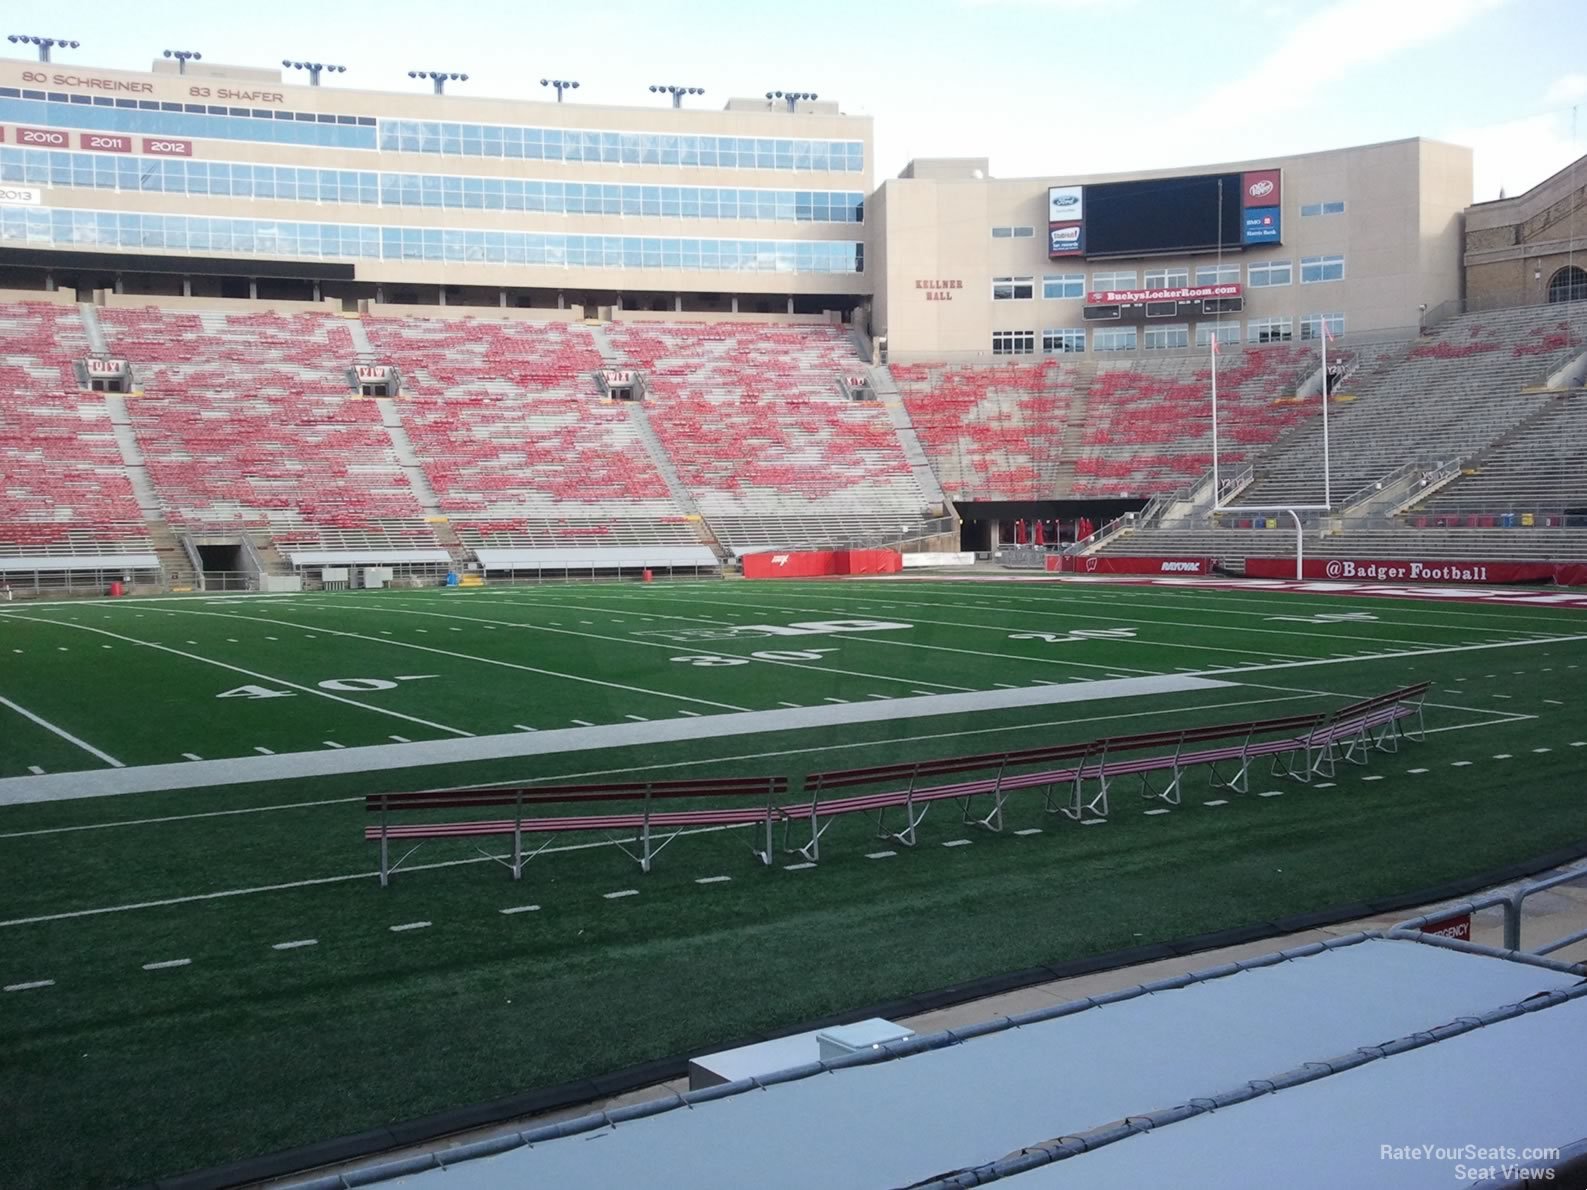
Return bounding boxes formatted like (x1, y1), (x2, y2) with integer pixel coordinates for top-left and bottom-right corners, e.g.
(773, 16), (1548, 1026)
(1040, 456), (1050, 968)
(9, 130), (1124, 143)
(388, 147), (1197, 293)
(1242, 169), (1281, 207)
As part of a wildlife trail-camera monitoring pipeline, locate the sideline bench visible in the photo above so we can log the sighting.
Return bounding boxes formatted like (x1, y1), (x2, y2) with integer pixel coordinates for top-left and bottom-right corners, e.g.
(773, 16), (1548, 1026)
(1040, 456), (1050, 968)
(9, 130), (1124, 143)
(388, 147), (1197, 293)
(365, 776), (789, 886)
(783, 684), (1431, 860)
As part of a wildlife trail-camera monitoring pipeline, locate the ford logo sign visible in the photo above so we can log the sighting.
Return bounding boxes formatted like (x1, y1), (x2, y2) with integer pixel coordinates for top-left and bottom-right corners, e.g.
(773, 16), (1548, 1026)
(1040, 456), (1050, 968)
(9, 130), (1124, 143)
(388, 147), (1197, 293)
(1248, 179), (1274, 198)
(1052, 193), (1079, 207)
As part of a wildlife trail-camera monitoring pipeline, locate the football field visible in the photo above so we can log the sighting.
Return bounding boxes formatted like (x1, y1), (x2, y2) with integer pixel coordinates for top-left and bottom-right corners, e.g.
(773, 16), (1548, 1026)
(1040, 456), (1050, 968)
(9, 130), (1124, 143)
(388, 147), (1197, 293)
(2, 576), (1586, 1188)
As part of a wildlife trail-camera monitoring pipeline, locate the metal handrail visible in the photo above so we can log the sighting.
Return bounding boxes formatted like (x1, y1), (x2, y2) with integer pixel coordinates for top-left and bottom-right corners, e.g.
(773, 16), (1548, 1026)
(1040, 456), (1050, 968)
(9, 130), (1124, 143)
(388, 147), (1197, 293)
(1390, 859), (1587, 959)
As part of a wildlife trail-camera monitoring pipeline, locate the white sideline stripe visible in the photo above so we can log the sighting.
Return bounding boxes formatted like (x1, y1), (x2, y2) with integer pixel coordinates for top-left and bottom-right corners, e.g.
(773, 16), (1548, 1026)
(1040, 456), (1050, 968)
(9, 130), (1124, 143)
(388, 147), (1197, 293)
(0, 614), (475, 740)
(624, 715), (649, 722)
(1203, 800), (1229, 807)
(0, 692), (124, 768)
(1013, 828), (1043, 836)
(0, 674), (1234, 807)
(1259, 790), (1285, 798)
(677, 711), (702, 717)
(0, 690), (1319, 841)
(142, 958), (190, 970)
(777, 702), (801, 708)
(389, 921), (430, 932)
(181, 753), (203, 762)
(272, 939), (317, 950)
(388, 735), (411, 743)
(866, 850), (896, 859)
(570, 719), (595, 727)
(783, 862), (817, 871)
(1144, 808), (1172, 816)
(1361, 775), (1385, 781)
(604, 889), (639, 899)
(695, 875), (732, 884)
(513, 725), (537, 733)
(499, 904), (540, 914)
(942, 839), (972, 847)
(4, 979), (54, 991)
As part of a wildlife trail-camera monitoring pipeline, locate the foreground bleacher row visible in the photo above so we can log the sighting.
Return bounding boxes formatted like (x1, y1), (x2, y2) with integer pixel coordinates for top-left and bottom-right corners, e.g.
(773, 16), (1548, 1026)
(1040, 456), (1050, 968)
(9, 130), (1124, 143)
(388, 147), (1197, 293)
(365, 684), (1428, 885)
(2, 298), (1586, 573)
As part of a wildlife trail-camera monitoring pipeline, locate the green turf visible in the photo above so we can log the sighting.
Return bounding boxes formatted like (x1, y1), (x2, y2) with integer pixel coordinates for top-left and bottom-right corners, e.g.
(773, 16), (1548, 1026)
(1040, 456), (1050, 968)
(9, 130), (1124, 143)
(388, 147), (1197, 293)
(1, 577), (1585, 1188)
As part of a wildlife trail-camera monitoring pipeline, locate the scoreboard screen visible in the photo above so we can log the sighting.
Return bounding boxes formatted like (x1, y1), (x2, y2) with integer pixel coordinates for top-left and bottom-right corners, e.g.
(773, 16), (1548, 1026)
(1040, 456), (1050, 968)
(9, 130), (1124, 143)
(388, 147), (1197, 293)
(1085, 173), (1244, 258)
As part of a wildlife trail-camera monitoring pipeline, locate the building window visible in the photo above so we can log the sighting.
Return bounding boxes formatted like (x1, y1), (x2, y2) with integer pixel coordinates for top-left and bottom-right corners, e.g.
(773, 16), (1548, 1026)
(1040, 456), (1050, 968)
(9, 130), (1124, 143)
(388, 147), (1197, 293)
(1093, 327), (1138, 352)
(1300, 254), (1345, 284)
(1194, 263), (1240, 286)
(992, 225), (1035, 238)
(1042, 328), (1085, 353)
(1043, 273), (1084, 299)
(992, 276), (1035, 300)
(1196, 323), (1241, 348)
(1143, 266), (1189, 289)
(992, 330), (1036, 355)
(1144, 324), (1189, 350)
(1248, 260), (1292, 288)
(1548, 265), (1587, 303)
(1300, 201), (1345, 217)
(1091, 269), (1137, 291)
(1300, 313), (1344, 340)
(1248, 317), (1293, 344)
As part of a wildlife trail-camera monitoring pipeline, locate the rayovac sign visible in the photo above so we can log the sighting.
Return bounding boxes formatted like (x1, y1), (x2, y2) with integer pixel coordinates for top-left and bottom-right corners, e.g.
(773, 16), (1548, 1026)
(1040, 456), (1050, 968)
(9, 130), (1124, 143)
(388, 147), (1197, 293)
(1085, 283), (1242, 306)
(1047, 555), (1213, 575)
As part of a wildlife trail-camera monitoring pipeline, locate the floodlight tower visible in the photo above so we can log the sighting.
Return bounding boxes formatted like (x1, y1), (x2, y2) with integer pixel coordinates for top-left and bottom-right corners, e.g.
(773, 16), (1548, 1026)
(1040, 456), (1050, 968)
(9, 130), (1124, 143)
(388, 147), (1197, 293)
(163, 48), (203, 74)
(283, 60), (346, 86)
(766, 89), (817, 112)
(7, 34), (79, 62)
(650, 84), (705, 109)
(410, 69), (468, 95)
(541, 78), (580, 102)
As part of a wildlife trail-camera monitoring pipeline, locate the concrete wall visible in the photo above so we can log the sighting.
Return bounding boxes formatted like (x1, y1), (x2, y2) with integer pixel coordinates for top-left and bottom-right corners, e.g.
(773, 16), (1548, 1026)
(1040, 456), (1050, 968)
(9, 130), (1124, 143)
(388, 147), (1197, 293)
(1465, 154), (1587, 307)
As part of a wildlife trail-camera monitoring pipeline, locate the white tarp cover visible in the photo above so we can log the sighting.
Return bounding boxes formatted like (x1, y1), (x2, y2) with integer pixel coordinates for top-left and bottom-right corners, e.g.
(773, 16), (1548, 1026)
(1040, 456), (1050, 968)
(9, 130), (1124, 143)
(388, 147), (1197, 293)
(285, 550), (450, 566)
(382, 940), (1579, 1190)
(0, 554), (158, 573)
(473, 547), (716, 568)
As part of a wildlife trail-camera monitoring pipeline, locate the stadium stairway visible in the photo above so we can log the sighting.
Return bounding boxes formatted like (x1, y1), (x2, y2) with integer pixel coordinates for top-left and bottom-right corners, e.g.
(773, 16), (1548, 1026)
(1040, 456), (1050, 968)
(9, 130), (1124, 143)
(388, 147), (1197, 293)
(1051, 370), (1095, 496)
(870, 364), (952, 511)
(586, 322), (622, 364)
(103, 392), (164, 519)
(375, 396), (469, 568)
(78, 301), (109, 355)
(344, 315), (377, 358)
(624, 400), (725, 561)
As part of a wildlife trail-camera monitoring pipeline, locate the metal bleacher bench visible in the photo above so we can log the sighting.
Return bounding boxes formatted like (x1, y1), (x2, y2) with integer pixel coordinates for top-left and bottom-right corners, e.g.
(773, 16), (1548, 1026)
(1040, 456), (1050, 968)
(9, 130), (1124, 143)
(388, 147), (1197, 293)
(364, 685), (1428, 883)
(365, 776), (789, 886)
(781, 683), (1431, 861)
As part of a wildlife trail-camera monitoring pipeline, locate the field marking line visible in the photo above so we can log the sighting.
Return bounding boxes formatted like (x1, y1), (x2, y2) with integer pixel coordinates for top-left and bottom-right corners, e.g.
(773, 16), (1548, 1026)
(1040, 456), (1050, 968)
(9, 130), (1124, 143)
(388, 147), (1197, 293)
(614, 587), (1450, 658)
(0, 691), (125, 768)
(125, 604), (753, 715)
(389, 921), (430, 932)
(0, 691), (1316, 841)
(911, 582), (1584, 635)
(499, 905), (540, 914)
(272, 939), (317, 950)
(0, 673), (1236, 808)
(1231, 679), (1528, 722)
(0, 613), (475, 740)
(695, 875), (732, 884)
(604, 889), (639, 899)
(4, 979), (54, 991)
(142, 958), (190, 970)
(316, 596), (977, 694)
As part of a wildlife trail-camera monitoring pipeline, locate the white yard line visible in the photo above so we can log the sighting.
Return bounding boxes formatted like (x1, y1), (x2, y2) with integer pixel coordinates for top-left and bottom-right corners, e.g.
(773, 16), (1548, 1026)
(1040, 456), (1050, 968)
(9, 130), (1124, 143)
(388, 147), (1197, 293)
(0, 674), (1235, 808)
(0, 613), (475, 740)
(147, 603), (754, 714)
(0, 691), (1316, 839)
(0, 692), (124, 768)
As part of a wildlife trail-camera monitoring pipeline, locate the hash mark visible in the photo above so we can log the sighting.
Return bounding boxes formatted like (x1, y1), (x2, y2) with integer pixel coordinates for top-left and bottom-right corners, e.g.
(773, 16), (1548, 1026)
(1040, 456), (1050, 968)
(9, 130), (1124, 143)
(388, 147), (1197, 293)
(1451, 761), (1473, 767)
(603, 889), (639, 899)
(323, 741), (344, 749)
(942, 839), (973, 847)
(1408, 767), (1429, 774)
(4, 980), (54, 992)
(624, 715), (649, 722)
(866, 850), (897, 859)
(1013, 828), (1043, 836)
(272, 939), (317, 951)
(26, 765), (43, 775)
(499, 904), (541, 914)
(695, 875), (732, 884)
(1203, 799), (1228, 806)
(142, 958), (191, 970)
(783, 862), (817, 871)
(513, 724), (537, 732)
(570, 719), (595, 727)
(181, 753), (202, 762)
(389, 921), (431, 932)
(1144, 808), (1171, 816)
(253, 746), (275, 755)
(1080, 818), (1107, 825)
(1258, 790), (1285, 798)
(388, 735), (410, 743)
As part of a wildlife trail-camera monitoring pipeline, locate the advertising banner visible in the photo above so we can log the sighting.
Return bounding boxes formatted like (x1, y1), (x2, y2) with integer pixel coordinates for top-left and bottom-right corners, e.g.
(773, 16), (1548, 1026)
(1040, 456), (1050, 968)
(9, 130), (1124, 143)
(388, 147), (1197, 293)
(80, 132), (132, 153)
(1048, 222), (1084, 257)
(1243, 206), (1281, 244)
(141, 137), (193, 157)
(743, 550), (903, 580)
(1419, 913), (1473, 942)
(1047, 555), (1214, 575)
(1241, 169), (1281, 207)
(1085, 283), (1242, 306)
(16, 126), (68, 148)
(1242, 558), (1558, 584)
(1048, 185), (1083, 222)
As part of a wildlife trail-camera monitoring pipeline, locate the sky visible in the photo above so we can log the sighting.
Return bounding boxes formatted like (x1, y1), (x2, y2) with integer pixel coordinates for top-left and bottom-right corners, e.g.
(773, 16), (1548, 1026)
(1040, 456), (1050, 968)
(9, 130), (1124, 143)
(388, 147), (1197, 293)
(8, 0), (1585, 199)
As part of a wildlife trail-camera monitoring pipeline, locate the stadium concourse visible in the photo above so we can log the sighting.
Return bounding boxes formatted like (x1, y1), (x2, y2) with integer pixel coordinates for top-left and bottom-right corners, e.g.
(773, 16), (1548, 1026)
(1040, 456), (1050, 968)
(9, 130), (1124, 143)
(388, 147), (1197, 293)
(4, 45), (1587, 1190)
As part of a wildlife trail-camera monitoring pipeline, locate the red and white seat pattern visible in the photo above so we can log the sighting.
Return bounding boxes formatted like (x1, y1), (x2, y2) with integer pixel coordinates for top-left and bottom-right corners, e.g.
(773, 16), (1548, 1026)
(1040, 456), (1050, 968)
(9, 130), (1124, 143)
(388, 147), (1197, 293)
(892, 361), (1070, 500)
(0, 303), (149, 558)
(101, 307), (434, 548)
(1074, 345), (1316, 497)
(363, 316), (603, 395)
(607, 322), (929, 546)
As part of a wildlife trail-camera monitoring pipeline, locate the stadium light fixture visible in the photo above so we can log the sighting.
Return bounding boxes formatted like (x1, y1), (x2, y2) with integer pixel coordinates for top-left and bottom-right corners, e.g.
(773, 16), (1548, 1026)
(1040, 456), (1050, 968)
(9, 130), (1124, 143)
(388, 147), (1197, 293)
(766, 90), (817, 112)
(163, 48), (203, 74)
(650, 84), (705, 109)
(409, 69), (468, 94)
(283, 60), (347, 86)
(541, 78), (580, 102)
(7, 34), (79, 62)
